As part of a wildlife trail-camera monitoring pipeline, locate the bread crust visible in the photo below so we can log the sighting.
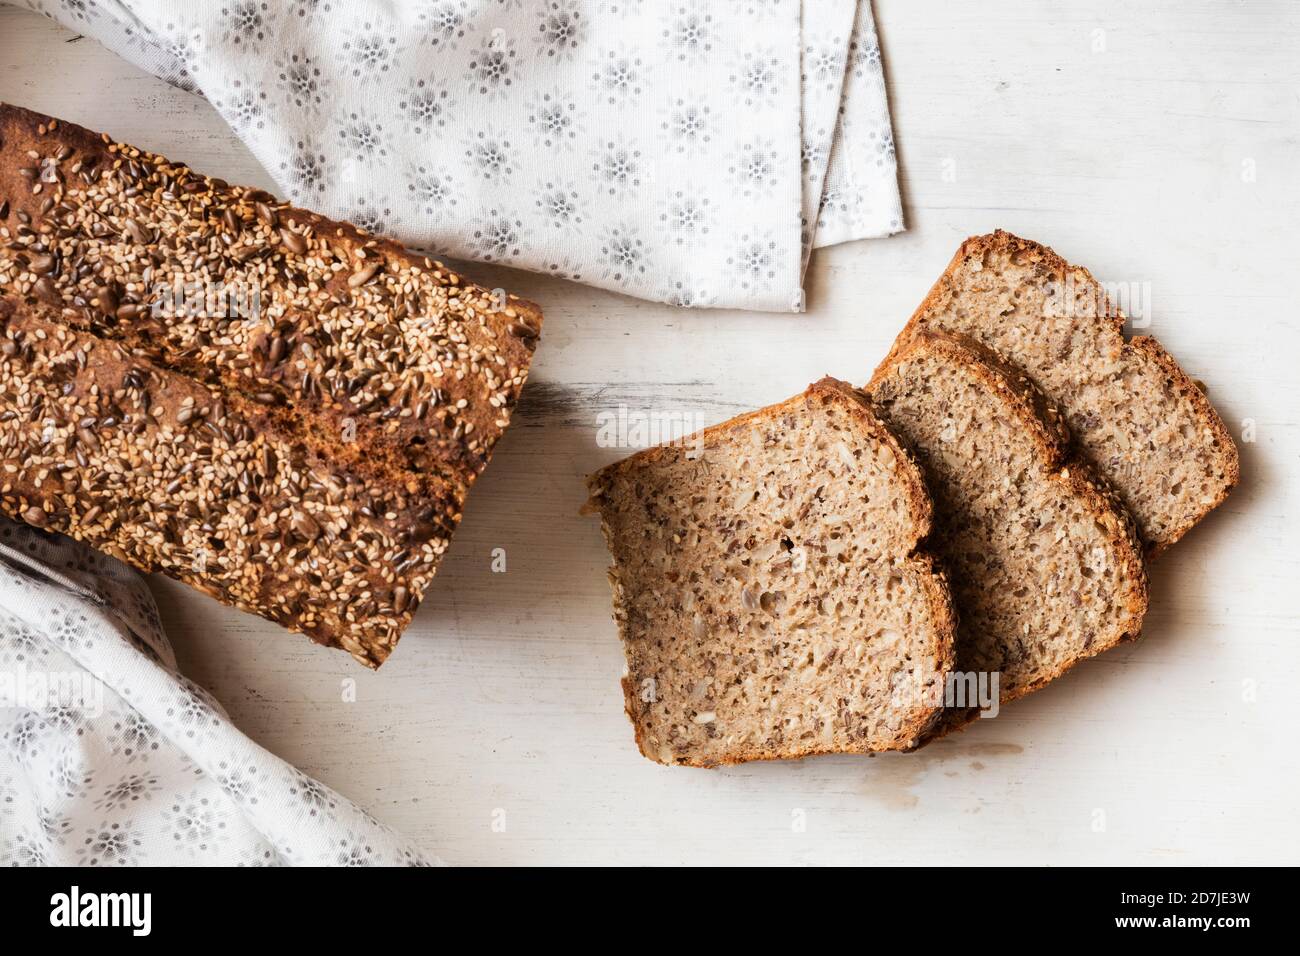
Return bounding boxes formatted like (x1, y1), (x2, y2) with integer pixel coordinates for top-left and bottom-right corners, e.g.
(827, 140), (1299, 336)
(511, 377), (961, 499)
(868, 331), (1149, 739)
(880, 230), (1239, 555)
(588, 378), (958, 767)
(0, 103), (543, 485)
(0, 103), (542, 666)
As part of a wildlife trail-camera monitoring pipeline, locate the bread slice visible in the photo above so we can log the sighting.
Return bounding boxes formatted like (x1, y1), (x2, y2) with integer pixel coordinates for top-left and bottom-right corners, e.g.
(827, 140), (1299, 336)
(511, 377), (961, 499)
(866, 331), (1148, 727)
(585, 378), (957, 767)
(888, 231), (1238, 554)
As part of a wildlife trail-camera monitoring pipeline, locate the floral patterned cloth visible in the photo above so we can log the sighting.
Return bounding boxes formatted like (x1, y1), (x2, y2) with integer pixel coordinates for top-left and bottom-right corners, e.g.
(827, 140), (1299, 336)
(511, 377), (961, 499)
(0, 517), (430, 865)
(14, 0), (904, 311)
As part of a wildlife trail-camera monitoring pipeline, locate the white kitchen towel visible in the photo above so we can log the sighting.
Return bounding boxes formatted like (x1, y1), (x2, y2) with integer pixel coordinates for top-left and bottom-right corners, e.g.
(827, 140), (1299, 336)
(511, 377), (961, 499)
(0, 517), (431, 866)
(12, 0), (904, 312)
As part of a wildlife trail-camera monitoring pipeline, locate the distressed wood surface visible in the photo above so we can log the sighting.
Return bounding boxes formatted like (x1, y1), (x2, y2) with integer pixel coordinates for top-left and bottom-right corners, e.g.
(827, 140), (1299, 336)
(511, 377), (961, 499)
(1, 1), (1296, 865)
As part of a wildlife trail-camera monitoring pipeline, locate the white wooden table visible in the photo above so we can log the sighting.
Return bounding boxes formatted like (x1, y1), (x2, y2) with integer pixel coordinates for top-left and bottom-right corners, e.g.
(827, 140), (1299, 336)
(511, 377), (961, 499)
(2, 1), (1296, 865)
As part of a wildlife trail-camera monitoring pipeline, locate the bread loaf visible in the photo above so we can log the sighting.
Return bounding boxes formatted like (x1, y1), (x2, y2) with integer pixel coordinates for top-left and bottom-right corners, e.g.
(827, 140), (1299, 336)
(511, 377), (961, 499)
(0, 104), (542, 666)
(586, 378), (956, 766)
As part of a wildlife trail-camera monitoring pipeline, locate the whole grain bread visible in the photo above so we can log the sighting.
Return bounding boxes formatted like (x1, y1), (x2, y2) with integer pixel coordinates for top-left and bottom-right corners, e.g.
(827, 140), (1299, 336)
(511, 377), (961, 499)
(0, 104), (542, 666)
(866, 331), (1149, 729)
(884, 231), (1237, 554)
(586, 378), (957, 767)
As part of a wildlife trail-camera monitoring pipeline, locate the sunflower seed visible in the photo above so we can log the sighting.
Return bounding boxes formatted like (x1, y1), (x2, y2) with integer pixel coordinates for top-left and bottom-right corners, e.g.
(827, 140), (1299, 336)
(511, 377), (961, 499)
(279, 227), (306, 255)
(348, 262), (381, 287)
(124, 218), (148, 244)
(509, 319), (539, 342)
(96, 285), (119, 316)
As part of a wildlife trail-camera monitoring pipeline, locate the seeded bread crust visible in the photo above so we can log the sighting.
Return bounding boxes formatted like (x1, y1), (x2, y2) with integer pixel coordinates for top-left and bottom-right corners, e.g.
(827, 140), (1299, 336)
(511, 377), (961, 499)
(587, 378), (958, 767)
(0, 104), (542, 666)
(0, 298), (439, 665)
(0, 103), (542, 485)
(883, 230), (1238, 554)
(868, 331), (1149, 732)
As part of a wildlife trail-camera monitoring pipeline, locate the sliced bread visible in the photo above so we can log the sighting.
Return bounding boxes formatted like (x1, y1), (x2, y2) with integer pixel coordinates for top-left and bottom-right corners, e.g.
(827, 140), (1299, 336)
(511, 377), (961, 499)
(866, 331), (1148, 727)
(888, 231), (1238, 553)
(585, 378), (957, 767)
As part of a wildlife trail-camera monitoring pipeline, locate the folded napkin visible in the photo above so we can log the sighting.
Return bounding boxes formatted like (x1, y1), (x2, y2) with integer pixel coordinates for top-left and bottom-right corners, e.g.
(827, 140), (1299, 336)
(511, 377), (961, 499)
(16, 0), (904, 311)
(0, 517), (429, 866)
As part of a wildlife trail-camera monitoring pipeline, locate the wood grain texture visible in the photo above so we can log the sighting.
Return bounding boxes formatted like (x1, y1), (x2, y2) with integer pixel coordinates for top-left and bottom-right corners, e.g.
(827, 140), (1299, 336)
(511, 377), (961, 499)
(1, 1), (1296, 865)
